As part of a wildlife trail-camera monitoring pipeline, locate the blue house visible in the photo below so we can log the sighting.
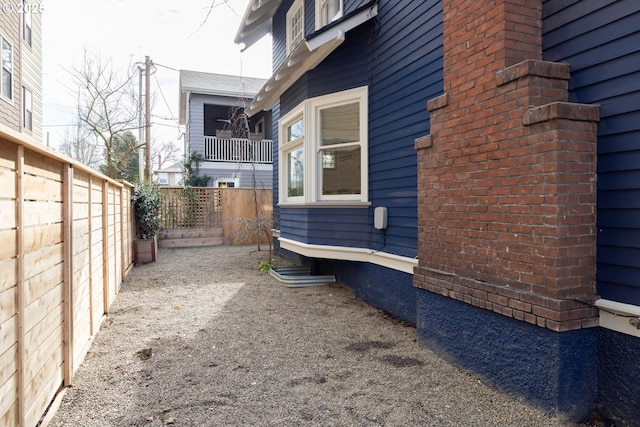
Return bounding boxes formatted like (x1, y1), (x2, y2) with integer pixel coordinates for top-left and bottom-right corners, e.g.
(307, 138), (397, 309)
(236, 0), (640, 425)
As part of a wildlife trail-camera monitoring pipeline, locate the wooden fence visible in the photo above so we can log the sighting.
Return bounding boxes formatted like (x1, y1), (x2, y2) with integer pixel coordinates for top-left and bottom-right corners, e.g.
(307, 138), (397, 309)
(0, 125), (134, 427)
(159, 187), (272, 245)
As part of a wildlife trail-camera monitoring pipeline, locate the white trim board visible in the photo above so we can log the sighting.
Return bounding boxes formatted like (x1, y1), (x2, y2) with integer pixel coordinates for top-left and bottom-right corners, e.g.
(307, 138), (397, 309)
(596, 298), (640, 338)
(278, 237), (417, 274)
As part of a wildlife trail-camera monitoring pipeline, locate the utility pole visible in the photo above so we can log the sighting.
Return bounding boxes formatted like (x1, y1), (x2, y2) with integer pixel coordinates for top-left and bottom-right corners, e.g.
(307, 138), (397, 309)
(144, 55), (153, 180)
(138, 65), (144, 181)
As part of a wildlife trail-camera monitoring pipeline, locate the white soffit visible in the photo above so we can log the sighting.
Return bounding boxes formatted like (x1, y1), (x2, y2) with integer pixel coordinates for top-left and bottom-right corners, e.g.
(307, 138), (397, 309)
(246, 2), (379, 117)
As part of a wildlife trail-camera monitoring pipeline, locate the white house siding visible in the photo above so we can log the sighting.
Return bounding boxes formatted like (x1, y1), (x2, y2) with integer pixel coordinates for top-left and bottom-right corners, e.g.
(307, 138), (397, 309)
(199, 162), (272, 189)
(0, 11), (21, 131)
(20, 11), (42, 141)
(188, 94), (206, 155)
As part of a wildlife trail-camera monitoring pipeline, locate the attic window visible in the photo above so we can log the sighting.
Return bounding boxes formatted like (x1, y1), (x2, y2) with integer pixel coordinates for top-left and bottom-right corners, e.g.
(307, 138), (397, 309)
(316, 0), (343, 29)
(287, 0), (304, 54)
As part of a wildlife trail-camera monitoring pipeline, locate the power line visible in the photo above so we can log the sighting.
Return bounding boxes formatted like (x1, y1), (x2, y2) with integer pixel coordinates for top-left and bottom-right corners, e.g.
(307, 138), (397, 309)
(152, 72), (181, 130)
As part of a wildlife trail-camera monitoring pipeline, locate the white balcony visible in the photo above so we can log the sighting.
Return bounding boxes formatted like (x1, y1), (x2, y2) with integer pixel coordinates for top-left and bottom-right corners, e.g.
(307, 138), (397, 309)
(204, 136), (273, 164)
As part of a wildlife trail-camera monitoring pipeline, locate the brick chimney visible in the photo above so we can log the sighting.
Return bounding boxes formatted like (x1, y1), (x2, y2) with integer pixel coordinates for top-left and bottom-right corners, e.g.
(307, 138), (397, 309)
(414, 0), (600, 332)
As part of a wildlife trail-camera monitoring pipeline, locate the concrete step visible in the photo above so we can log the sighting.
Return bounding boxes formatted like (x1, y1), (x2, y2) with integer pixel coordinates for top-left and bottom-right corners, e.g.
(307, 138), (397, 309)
(158, 228), (223, 248)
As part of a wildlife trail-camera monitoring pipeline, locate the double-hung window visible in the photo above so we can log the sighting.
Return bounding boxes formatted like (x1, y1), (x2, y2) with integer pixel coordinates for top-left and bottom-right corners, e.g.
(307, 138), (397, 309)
(279, 86), (368, 205)
(286, 0), (304, 54)
(316, 0), (343, 29)
(22, 86), (32, 130)
(1, 37), (12, 101)
(22, 1), (32, 46)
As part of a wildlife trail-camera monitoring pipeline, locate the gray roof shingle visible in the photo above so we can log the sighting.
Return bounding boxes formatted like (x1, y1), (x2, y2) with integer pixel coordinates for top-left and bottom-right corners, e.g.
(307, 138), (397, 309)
(179, 70), (266, 97)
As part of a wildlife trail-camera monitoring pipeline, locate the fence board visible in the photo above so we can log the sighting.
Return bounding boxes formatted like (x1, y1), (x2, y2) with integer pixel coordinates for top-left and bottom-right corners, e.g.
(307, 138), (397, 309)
(0, 124), (134, 426)
(0, 259), (17, 292)
(0, 168), (15, 198)
(158, 187), (272, 246)
(0, 338), (17, 390)
(221, 188), (272, 245)
(23, 174), (63, 202)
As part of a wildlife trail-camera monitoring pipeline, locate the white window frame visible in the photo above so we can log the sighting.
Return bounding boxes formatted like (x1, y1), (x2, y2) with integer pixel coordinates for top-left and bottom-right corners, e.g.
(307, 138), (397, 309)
(22, 86), (32, 130)
(315, 0), (343, 30)
(157, 172), (169, 185)
(286, 0), (305, 55)
(279, 86), (368, 205)
(1, 36), (13, 102)
(21, 1), (32, 46)
(214, 177), (240, 188)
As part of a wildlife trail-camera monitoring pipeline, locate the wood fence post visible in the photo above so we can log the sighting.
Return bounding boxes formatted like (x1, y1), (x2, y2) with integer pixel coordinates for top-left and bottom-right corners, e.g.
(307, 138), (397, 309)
(102, 181), (109, 313)
(88, 176), (95, 335)
(62, 164), (74, 385)
(16, 145), (25, 427)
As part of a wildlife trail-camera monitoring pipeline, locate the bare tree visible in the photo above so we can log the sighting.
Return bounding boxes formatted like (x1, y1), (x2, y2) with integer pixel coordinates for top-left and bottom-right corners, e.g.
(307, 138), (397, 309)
(72, 50), (142, 179)
(152, 139), (181, 170)
(58, 118), (102, 169)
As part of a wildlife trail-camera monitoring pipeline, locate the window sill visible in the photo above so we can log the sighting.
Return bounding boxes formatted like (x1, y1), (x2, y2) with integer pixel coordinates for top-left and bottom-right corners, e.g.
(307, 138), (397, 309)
(278, 201), (371, 208)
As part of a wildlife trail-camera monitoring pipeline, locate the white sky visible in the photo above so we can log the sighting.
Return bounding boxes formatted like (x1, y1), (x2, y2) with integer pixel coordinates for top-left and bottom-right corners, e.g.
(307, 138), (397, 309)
(42, 0), (272, 156)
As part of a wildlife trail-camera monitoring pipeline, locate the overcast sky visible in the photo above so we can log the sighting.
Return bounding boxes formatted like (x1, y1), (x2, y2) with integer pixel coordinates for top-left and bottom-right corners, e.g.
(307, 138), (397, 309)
(42, 0), (272, 154)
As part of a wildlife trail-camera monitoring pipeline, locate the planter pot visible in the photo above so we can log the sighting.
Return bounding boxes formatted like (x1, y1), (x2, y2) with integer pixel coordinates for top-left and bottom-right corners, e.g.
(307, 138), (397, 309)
(216, 130), (232, 138)
(134, 236), (157, 264)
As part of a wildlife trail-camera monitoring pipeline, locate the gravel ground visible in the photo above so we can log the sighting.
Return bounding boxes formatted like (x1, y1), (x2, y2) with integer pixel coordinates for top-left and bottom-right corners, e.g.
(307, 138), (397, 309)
(47, 245), (596, 427)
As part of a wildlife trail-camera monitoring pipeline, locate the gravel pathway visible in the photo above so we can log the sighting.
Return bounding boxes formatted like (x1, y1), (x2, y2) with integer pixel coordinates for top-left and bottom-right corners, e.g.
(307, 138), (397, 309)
(47, 245), (589, 426)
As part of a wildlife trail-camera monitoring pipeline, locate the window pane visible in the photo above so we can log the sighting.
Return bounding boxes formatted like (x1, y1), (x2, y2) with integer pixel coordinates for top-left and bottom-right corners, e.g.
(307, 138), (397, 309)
(2, 69), (11, 99)
(320, 102), (359, 146)
(1, 38), (11, 99)
(289, 4), (304, 49)
(321, 0), (341, 25)
(321, 145), (360, 195)
(23, 87), (32, 130)
(287, 147), (304, 197)
(287, 118), (304, 142)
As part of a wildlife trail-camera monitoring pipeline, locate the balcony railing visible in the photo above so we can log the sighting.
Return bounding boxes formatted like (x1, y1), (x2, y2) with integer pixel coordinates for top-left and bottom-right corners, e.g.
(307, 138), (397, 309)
(204, 136), (273, 164)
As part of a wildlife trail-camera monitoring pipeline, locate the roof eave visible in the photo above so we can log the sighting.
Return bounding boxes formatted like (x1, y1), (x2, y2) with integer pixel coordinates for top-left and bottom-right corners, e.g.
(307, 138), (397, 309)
(245, 2), (379, 117)
(235, 0), (283, 50)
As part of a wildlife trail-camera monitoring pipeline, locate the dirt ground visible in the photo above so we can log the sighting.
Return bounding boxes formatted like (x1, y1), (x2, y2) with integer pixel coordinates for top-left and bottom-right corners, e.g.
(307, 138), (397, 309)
(47, 245), (599, 426)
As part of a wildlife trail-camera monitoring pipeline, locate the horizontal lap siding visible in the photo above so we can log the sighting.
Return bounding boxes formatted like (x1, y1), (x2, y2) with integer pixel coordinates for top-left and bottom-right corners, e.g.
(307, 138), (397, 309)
(368, 0), (443, 258)
(542, 0), (640, 304)
(188, 95), (206, 155)
(275, 0), (443, 257)
(278, 18), (372, 249)
(280, 208), (370, 247)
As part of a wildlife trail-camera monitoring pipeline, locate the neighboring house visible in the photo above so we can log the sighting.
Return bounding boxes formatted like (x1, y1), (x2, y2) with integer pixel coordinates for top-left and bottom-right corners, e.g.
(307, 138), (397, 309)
(0, 1), (42, 140)
(154, 160), (183, 187)
(178, 70), (273, 188)
(237, 0), (640, 425)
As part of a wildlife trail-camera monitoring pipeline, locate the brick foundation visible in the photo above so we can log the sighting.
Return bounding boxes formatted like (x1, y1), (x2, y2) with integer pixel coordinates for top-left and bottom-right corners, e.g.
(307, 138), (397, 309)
(414, 0), (599, 332)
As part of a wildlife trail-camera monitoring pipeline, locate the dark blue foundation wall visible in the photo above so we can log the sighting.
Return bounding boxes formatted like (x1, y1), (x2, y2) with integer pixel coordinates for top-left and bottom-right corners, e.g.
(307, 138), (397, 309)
(416, 289), (597, 422)
(597, 328), (640, 426)
(274, 243), (416, 324)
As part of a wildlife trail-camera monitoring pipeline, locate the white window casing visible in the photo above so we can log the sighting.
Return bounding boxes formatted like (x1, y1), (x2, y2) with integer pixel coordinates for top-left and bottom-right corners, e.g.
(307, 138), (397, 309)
(1, 37), (13, 102)
(279, 86), (368, 206)
(315, 0), (343, 29)
(286, 0), (305, 55)
(22, 86), (32, 130)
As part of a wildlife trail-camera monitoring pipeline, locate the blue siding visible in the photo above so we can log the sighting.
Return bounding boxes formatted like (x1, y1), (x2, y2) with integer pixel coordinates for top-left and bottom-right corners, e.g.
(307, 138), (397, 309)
(542, 0), (640, 305)
(272, 102), (281, 230)
(275, 0), (443, 259)
(368, 0), (443, 257)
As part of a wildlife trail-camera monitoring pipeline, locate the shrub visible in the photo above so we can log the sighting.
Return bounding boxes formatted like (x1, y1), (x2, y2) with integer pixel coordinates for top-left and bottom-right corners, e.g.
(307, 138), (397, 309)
(132, 180), (162, 239)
